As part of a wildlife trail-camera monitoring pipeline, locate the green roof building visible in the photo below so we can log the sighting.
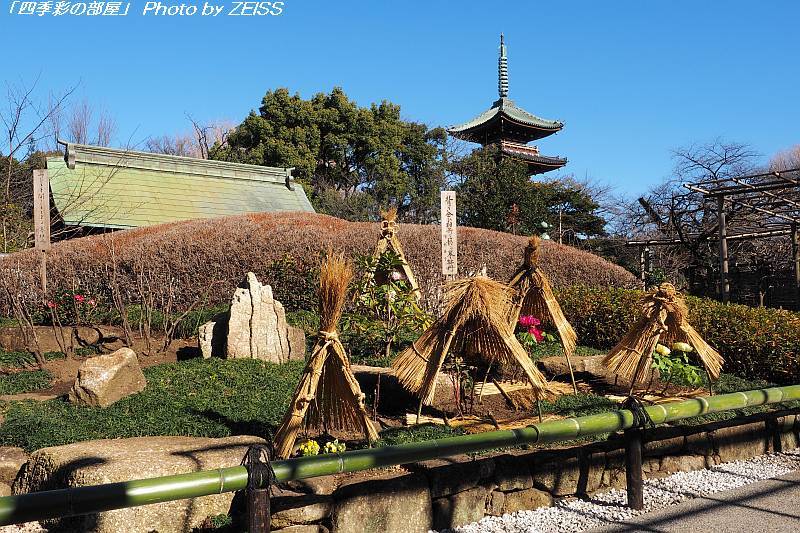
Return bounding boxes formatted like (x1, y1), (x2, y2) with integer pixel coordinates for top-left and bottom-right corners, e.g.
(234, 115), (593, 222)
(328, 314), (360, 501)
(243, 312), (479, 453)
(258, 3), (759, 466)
(47, 142), (314, 230)
(448, 35), (567, 175)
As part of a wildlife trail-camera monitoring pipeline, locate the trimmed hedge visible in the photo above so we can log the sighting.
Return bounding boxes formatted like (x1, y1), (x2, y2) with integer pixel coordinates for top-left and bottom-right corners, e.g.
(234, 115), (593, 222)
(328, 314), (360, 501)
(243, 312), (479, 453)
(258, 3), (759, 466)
(0, 213), (637, 317)
(558, 286), (800, 385)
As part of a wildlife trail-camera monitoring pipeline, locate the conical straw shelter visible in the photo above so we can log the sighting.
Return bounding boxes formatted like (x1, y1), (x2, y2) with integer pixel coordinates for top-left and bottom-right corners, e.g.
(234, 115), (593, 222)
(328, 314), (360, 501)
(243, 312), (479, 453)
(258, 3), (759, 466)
(508, 236), (579, 394)
(602, 282), (724, 395)
(365, 207), (420, 299)
(392, 276), (549, 416)
(274, 254), (378, 459)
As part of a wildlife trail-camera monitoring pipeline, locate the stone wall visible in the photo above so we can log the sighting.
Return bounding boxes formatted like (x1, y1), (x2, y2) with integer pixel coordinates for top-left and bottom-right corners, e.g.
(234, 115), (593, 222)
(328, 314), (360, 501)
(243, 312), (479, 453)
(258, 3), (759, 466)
(271, 410), (800, 533)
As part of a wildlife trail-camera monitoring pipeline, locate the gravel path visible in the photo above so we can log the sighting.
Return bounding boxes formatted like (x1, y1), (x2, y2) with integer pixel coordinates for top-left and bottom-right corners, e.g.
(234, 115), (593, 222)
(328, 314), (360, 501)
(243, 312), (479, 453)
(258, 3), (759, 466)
(445, 448), (800, 533)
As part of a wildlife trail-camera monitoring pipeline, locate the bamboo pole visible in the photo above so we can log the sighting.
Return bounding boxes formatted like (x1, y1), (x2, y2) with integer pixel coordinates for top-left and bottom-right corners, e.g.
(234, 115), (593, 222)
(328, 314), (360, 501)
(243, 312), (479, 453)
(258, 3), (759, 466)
(1, 385), (798, 526)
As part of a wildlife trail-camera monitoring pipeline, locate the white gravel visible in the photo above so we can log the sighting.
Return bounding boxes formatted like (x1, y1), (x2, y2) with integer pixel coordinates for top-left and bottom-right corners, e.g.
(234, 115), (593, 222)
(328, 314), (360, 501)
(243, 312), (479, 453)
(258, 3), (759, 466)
(0, 522), (45, 533)
(444, 448), (800, 533)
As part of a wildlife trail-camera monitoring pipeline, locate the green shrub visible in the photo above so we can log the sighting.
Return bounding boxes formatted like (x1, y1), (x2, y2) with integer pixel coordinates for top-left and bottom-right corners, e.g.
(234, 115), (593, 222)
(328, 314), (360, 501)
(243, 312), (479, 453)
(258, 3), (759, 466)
(0, 370), (52, 395)
(0, 350), (65, 369)
(558, 286), (800, 384)
(0, 359), (304, 451)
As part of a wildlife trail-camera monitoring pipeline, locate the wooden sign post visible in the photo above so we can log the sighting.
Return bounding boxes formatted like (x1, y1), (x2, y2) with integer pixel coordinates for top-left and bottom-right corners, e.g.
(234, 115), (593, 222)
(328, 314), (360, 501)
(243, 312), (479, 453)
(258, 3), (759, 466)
(33, 169), (50, 296)
(440, 191), (457, 278)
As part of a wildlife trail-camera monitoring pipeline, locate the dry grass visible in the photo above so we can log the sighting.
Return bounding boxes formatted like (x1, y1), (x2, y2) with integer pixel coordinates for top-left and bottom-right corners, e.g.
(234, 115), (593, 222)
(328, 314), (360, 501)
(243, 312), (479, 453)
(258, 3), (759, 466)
(392, 276), (549, 405)
(273, 253), (377, 458)
(0, 212), (638, 315)
(602, 283), (724, 387)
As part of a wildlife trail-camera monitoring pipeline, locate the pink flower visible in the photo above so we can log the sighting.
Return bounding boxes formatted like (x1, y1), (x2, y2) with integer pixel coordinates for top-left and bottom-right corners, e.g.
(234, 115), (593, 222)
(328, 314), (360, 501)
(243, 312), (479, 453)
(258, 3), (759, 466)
(74, 294), (85, 303)
(518, 315), (541, 328)
(46, 300), (57, 309)
(88, 299), (96, 307)
(528, 326), (544, 343)
(390, 271), (404, 281)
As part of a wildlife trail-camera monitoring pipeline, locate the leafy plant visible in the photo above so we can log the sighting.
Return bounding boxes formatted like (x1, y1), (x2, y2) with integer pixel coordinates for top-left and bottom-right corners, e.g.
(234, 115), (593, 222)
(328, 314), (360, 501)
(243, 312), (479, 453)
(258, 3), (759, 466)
(41, 289), (102, 326)
(651, 343), (705, 391)
(348, 250), (431, 360)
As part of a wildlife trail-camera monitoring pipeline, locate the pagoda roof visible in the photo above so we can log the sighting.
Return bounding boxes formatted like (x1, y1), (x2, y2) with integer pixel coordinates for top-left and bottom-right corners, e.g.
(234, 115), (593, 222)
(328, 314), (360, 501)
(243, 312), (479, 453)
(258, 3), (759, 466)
(499, 141), (567, 175)
(448, 97), (564, 143)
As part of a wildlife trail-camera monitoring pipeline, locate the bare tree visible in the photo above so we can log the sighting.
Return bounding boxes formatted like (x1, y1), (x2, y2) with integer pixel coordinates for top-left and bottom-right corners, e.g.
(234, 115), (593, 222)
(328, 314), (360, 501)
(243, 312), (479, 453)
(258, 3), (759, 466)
(186, 115), (233, 160)
(617, 139), (761, 292)
(1, 77), (75, 252)
(67, 99), (92, 145)
(145, 133), (201, 157)
(770, 144), (800, 172)
(95, 109), (117, 147)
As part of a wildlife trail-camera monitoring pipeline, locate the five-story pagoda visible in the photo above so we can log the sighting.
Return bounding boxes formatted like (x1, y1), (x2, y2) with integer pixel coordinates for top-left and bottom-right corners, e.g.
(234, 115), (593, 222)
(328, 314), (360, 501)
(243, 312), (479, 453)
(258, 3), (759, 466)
(448, 35), (567, 175)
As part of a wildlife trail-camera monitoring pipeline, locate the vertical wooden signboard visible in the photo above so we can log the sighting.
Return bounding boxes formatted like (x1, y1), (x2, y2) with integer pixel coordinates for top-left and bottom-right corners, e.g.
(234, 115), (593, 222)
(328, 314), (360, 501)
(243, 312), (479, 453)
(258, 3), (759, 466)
(33, 169), (50, 295)
(440, 191), (457, 278)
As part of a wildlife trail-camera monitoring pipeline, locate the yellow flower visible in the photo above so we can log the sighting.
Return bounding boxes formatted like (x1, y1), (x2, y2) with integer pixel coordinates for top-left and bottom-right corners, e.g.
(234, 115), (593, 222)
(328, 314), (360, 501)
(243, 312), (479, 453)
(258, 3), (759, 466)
(672, 342), (694, 353)
(655, 344), (671, 356)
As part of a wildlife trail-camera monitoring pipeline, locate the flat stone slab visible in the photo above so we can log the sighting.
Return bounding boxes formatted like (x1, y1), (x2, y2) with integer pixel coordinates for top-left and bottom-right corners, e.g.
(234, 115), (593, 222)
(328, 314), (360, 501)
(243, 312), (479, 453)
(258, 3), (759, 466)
(14, 435), (264, 533)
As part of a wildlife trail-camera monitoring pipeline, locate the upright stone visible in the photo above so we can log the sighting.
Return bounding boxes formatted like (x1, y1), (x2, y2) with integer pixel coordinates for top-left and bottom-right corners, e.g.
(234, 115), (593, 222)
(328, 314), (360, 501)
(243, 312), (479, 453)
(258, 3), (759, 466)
(200, 272), (304, 363)
(227, 281), (255, 359)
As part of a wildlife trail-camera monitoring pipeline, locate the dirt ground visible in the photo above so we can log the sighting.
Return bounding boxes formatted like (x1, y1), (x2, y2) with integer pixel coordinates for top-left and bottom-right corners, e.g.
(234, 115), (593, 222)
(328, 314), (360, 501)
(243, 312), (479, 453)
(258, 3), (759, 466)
(0, 325), (197, 401)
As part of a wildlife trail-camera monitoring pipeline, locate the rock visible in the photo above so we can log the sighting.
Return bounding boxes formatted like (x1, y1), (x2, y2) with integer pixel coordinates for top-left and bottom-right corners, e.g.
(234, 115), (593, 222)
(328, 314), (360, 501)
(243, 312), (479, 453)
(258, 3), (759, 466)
(13, 435), (264, 533)
(540, 355), (606, 377)
(68, 348), (146, 407)
(73, 326), (101, 347)
(197, 273), (304, 363)
(331, 472), (431, 533)
(494, 454), (533, 491)
(273, 526), (323, 533)
(485, 490), (505, 516)
(287, 326), (307, 361)
(532, 452), (581, 497)
(0, 447), (28, 485)
(286, 475), (339, 495)
(272, 494), (331, 529)
(501, 487), (553, 514)
(432, 486), (487, 530)
(199, 319), (227, 359)
(659, 454), (707, 473)
(713, 422), (769, 463)
(417, 456), (495, 499)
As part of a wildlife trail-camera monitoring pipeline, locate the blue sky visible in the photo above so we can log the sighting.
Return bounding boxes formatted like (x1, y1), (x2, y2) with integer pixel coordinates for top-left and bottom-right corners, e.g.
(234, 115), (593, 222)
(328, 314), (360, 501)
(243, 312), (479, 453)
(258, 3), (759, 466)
(2, 0), (798, 197)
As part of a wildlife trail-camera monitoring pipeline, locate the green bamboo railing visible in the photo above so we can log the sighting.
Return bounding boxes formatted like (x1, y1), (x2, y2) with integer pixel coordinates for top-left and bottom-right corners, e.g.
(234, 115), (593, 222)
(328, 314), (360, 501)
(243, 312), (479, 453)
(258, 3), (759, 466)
(0, 384), (797, 526)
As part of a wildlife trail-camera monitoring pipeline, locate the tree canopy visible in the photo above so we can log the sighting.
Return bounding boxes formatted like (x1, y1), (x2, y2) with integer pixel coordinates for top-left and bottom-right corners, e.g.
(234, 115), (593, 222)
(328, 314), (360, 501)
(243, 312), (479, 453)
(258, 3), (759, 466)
(450, 145), (607, 240)
(214, 87), (447, 223)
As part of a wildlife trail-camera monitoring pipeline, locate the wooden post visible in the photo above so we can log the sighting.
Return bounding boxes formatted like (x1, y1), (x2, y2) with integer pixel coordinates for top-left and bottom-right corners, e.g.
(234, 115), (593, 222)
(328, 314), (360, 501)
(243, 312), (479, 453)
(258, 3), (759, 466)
(639, 247), (646, 286)
(717, 197), (729, 303)
(440, 191), (457, 279)
(624, 428), (644, 510)
(247, 487), (270, 533)
(792, 223), (799, 311)
(245, 445), (271, 533)
(33, 169), (51, 298)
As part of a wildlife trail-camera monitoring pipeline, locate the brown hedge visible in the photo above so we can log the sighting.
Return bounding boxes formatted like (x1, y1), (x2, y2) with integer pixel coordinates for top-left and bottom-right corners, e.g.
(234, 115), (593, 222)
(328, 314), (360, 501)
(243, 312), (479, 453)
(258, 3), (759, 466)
(0, 212), (637, 315)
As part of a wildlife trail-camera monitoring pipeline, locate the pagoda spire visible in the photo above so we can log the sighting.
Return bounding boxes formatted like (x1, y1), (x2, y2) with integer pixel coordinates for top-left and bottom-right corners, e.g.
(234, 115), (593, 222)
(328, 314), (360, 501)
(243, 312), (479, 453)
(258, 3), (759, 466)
(498, 33), (509, 98)
(448, 35), (567, 176)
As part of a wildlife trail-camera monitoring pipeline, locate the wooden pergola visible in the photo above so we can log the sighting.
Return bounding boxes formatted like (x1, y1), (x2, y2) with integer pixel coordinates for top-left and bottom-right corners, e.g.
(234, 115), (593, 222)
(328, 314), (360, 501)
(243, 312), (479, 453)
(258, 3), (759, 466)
(626, 168), (800, 308)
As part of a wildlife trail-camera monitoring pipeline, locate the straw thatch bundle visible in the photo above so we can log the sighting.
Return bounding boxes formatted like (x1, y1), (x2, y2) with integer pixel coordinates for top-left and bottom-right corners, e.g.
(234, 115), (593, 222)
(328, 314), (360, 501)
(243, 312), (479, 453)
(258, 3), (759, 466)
(364, 207), (420, 298)
(508, 236), (578, 393)
(274, 254), (378, 458)
(392, 276), (549, 407)
(602, 282), (724, 391)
